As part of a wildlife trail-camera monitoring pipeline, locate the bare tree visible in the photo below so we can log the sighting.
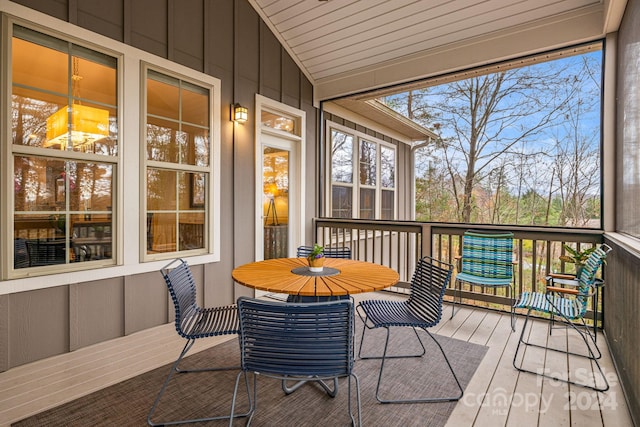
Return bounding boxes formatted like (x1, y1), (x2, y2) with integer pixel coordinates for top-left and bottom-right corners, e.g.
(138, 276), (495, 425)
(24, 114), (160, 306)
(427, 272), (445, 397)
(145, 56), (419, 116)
(386, 52), (601, 226)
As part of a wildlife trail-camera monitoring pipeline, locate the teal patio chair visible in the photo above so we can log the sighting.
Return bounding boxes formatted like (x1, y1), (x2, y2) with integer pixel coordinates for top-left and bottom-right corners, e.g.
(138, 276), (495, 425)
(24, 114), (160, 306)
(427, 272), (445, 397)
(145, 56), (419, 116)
(450, 230), (516, 331)
(512, 244), (611, 391)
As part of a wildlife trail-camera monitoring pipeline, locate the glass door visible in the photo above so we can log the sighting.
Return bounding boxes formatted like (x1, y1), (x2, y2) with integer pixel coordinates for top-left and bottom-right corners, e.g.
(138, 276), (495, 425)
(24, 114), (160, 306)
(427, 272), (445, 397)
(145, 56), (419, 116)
(262, 143), (290, 259)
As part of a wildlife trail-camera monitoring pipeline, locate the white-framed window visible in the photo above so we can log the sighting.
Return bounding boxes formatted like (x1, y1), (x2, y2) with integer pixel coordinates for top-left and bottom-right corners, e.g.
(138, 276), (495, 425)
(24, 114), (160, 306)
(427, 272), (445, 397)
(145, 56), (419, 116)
(142, 64), (219, 261)
(327, 122), (396, 219)
(9, 23), (119, 277)
(2, 12), (222, 288)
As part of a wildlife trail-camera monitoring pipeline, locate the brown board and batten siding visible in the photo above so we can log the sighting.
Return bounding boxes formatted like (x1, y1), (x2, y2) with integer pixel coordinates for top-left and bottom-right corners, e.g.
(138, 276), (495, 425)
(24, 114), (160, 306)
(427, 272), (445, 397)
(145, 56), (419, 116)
(1, 0), (316, 371)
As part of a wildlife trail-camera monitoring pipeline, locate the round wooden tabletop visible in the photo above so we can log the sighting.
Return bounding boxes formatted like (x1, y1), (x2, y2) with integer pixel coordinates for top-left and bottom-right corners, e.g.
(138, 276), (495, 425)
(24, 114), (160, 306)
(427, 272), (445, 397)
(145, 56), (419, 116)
(232, 257), (400, 297)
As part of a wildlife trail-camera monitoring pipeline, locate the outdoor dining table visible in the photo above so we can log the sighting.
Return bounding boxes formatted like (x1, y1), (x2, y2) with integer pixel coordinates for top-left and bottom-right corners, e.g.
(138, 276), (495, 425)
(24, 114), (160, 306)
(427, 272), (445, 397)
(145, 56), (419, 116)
(231, 256), (400, 397)
(231, 257), (400, 298)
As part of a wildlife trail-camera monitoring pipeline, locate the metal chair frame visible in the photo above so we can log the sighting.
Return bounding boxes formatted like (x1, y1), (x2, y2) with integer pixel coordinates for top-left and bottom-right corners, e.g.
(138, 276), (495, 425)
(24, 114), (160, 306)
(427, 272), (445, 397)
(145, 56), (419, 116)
(230, 297), (361, 426)
(512, 244), (611, 392)
(356, 256), (464, 404)
(147, 258), (251, 426)
(451, 230), (516, 331)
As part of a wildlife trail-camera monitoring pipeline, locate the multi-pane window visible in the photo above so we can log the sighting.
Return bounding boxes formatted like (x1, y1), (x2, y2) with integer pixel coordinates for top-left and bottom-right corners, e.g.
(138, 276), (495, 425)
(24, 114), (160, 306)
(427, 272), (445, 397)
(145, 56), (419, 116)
(11, 25), (118, 273)
(144, 69), (211, 257)
(329, 125), (396, 219)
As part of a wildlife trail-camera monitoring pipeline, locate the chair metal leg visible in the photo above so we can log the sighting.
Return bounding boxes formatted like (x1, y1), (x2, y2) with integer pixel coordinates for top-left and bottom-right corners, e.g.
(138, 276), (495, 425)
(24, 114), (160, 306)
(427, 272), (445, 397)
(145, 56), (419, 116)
(229, 372), (256, 427)
(372, 326), (463, 404)
(358, 323), (426, 360)
(234, 372), (360, 427)
(508, 284), (516, 332)
(148, 339), (251, 426)
(281, 376), (339, 397)
(512, 308), (609, 392)
(450, 279), (460, 319)
(347, 373), (362, 426)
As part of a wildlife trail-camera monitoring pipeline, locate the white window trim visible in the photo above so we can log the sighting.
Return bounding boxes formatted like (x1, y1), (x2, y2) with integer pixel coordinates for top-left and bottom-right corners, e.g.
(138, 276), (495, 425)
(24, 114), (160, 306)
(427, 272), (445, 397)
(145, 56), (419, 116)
(325, 121), (397, 219)
(0, 6), (220, 295)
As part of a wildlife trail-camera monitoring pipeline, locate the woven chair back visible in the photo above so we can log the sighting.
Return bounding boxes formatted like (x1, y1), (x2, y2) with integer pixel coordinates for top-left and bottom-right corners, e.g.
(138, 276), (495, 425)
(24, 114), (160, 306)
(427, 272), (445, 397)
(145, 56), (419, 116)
(237, 297), (355, 377)
(460, 231), (514, 279)
(407, 257), (454, 324)
(161, 259), (198, 335)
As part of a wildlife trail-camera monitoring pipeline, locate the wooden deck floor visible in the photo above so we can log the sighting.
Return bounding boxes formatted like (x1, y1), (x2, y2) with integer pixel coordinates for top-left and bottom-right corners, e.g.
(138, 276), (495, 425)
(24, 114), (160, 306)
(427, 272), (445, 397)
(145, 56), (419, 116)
(0, 295), (634, 427)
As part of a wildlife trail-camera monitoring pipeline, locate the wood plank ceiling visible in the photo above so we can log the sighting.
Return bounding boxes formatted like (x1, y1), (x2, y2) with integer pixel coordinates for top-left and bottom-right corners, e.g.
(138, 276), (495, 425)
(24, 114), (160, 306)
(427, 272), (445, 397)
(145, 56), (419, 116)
(248, 0), (627, 101)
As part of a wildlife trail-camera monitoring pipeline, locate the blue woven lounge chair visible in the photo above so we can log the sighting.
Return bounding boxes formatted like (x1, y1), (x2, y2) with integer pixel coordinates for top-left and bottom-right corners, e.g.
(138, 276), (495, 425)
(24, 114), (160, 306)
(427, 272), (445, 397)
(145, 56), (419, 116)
(356, 256), (463, 403)
(512, 244), (611, 391)
(230, 297), (361, 426)
(451, 230), (516, 331)
(147, 258), (250, 426)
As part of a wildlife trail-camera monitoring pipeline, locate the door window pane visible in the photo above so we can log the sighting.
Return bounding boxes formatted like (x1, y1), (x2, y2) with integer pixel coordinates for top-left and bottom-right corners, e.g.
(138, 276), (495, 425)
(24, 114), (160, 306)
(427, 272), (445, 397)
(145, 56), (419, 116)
(381, 189), (394, 220)
(381, 146), (395, 189)
(332, 186), (353, 218)
(359, 140), (376, 186)
(331, 130), (353, 183)
(360, 188), (375, 219)
(263, 147), (289, 259)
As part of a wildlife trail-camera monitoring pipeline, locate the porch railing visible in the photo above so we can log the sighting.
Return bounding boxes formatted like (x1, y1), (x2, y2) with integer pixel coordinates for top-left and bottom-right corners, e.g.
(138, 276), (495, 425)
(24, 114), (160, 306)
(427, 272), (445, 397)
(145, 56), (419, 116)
(313, 218), (604, 326)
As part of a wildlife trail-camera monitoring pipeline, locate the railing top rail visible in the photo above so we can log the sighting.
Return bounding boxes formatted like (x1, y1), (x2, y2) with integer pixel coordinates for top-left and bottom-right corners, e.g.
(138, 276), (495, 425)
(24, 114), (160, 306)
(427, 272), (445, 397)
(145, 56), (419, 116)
(314, 218), (603, 243)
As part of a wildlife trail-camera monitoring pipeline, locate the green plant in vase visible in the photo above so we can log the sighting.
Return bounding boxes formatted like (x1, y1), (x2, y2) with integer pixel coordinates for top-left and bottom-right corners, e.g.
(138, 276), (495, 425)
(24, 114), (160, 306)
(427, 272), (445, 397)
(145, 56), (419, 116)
(559, 244), (598, 277)
(307, 244), (325, 272)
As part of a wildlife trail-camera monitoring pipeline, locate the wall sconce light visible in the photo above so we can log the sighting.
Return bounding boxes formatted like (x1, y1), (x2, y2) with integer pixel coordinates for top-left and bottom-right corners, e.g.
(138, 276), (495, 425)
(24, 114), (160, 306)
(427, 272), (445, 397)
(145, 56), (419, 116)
(232, 103), (248, 123)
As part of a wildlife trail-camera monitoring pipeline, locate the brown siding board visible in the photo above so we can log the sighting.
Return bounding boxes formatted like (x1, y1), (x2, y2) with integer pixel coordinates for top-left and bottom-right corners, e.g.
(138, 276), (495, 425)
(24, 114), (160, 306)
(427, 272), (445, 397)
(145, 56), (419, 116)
(281, 51), (299, 108)
(260, 22), (282, 101)
(233, 79), (258, 270)
(129, 0), (168, 58)
(77, 0), (124, 42)
(172, 0), (204, 71)
(205, 0), (233, 75)
(8, 287), (69, 368)
(124, 271), (167, 335)
(236, 0), (260, 85)
(69, 278), (125, 351)
(11, 0), (68, 21)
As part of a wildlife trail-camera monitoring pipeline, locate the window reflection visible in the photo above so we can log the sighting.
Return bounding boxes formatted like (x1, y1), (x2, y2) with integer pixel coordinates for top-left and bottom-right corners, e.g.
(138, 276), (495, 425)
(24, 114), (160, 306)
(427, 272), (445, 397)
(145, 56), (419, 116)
(261, 111), (296, 134)
(13, 156), (114, 268)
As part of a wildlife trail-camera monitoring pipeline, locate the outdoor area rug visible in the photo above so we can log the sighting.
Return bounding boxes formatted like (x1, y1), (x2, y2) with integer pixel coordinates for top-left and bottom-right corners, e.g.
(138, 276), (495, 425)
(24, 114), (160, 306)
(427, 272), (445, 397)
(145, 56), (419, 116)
(13, 325), (487, 427)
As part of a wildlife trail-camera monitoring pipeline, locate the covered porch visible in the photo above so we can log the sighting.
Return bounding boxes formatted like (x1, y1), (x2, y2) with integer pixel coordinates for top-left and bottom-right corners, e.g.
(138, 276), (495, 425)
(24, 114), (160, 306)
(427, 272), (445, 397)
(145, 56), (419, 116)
(1, 0), (639, 425)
